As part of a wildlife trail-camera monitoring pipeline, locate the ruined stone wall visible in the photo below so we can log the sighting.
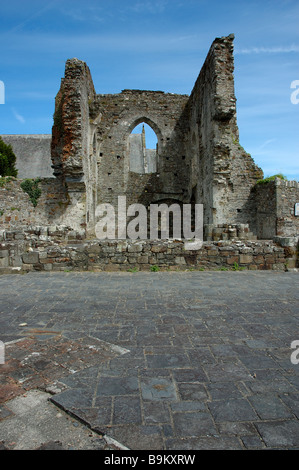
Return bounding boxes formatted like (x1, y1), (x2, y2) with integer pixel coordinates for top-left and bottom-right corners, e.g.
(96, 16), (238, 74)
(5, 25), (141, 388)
(93, 90), (190, 211)
(276, 179), (299, 237)
(1, 134), (53, 178)
(51, 58), (97, 232)
(255, 178), (299, 239)
(0, 177), (74, 231)
(49, 36), (264, 238)
(186, 34), (263, 230)
(2, 35), (295, 246)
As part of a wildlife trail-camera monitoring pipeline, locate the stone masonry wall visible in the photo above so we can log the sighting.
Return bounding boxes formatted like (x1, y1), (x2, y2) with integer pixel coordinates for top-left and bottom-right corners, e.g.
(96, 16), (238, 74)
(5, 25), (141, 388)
(255, 178), (299, 239)
(1, 35), (296, 246)
(0, 226), (297, 274)
(50, 35), (264, 238)
(186, 34), (263, 230)
(276, 179), (299, 237)
(1, 135), (53, 179)
(93, 89), (190, 210)
(0, 177), (84, 232)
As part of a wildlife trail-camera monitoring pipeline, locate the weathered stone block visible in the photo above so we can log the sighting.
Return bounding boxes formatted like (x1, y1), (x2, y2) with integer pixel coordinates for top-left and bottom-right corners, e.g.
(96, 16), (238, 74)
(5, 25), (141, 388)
(151, 245), (167, 253)
(22, 252), (39, 264)
(239, 255), (253, 264)
(128, 244), (143, 253)
(11, 255), (22, 267)
(0, 257), (9, 267)
(207, 250), (218, 257)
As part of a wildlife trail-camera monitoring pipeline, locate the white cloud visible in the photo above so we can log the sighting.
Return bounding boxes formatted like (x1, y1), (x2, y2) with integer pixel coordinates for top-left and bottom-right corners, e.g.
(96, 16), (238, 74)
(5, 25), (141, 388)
(236, 45), (299, 54)
(130, 0), (169, 14)
(12, 108), (25, 124)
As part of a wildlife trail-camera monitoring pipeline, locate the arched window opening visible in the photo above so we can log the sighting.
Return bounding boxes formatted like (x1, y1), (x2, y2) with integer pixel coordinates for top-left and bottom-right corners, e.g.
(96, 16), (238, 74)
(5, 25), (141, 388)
(129, 122), (158, 174)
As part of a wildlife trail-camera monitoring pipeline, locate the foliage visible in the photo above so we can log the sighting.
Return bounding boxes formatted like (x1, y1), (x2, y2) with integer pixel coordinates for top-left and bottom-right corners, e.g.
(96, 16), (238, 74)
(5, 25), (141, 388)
(0, 176), (14, 187)
(150, 265), (160, 272)
(20, 178), (42, 207)
(0, 137), (18, 177)
(128, 267), (139, 272)
(232, 262), (245, 271)
(256, 173), (287, 185)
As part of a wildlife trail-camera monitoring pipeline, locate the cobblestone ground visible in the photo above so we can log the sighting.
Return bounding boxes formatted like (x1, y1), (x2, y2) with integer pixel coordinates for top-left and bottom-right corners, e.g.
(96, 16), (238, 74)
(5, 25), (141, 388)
(0, 271), (299, 450)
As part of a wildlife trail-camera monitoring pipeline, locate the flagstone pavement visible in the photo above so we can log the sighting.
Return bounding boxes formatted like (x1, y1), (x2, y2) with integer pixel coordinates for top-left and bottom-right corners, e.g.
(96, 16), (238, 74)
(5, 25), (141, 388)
(0, 271), (299, 450)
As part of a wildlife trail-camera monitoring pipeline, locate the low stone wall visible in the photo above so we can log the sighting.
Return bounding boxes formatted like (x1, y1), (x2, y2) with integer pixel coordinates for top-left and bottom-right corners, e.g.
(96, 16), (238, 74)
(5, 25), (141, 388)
(0, 226), (297, 274)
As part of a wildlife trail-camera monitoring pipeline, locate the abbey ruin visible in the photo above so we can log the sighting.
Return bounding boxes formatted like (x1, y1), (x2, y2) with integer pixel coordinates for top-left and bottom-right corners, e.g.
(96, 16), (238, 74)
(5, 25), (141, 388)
(0, 34), (298, 272)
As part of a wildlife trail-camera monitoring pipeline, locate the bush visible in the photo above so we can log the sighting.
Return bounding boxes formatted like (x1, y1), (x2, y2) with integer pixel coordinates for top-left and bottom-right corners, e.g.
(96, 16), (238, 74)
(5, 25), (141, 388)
(0, 137), (18, 177)
(256, 173), (287, 184)
(20, 178), (41, 207)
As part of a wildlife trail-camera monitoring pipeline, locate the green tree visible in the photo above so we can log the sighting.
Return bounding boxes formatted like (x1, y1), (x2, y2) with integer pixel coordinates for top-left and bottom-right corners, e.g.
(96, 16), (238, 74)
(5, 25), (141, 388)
(0, 137), (18, 177)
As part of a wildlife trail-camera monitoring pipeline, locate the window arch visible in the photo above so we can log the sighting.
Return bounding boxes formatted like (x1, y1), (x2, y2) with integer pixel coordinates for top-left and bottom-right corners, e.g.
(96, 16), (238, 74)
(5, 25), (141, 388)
(127, 117), (162, 174)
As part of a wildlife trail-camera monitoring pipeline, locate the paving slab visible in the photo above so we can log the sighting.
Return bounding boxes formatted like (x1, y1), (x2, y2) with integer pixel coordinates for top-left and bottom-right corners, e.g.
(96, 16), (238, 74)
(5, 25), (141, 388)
(0, 271), (299, 450)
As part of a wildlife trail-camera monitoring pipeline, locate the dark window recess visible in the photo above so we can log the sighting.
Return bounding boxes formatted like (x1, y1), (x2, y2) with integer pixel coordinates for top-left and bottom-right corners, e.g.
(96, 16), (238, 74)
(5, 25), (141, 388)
(117, 155), (121, 159)
(182, 155), (186, 160)
(108, 172), (111, 176)
(108, 187), (112, 191)
(100, 153), (103, 156)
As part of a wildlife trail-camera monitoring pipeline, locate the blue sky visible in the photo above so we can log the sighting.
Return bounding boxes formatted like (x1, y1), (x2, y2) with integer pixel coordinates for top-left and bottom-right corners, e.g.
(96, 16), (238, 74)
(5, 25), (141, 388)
(0, 0), (298, 179)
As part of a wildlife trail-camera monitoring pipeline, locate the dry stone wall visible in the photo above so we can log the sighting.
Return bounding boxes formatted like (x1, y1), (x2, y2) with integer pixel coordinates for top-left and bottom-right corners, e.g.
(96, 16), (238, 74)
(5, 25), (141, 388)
(0, 227), (297, 274)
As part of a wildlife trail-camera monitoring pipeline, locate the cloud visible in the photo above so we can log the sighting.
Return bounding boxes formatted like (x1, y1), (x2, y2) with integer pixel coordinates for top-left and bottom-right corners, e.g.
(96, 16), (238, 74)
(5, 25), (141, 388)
(130, 0), (169, 14)
(236, 45), (299, 55)
(12, 108), (25, 124)
(58, 5), (105, 23)
(258, 139), (277, 151)
(8, 0), (59, 33)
